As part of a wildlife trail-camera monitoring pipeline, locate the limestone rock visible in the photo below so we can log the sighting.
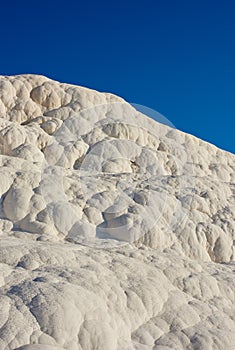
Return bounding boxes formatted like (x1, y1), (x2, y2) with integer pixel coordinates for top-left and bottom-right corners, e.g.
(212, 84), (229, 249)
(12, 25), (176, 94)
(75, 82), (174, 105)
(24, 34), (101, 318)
(0, 74), (234, 350)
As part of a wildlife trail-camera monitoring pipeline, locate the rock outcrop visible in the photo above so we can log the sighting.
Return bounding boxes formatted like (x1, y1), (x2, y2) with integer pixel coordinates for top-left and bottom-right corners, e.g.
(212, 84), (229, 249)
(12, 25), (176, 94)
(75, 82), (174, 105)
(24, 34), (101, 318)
(0, 75), (234, 350)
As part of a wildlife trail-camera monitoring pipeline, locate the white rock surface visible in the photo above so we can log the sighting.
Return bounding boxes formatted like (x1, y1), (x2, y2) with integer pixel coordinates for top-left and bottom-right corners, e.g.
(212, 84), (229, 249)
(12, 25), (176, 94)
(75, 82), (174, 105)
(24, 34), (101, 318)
(0, 74), (234, 350)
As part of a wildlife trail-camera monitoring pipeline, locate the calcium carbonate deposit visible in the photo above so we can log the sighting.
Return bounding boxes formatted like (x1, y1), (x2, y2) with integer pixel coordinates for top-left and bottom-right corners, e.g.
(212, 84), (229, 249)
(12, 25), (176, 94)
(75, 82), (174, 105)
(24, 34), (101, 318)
(0, 74), (234, 350)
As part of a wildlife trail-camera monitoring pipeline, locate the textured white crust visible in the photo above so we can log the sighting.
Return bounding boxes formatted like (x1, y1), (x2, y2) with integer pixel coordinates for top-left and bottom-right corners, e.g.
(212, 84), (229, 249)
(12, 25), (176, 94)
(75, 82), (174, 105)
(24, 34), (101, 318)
(0, 75), (234, 350)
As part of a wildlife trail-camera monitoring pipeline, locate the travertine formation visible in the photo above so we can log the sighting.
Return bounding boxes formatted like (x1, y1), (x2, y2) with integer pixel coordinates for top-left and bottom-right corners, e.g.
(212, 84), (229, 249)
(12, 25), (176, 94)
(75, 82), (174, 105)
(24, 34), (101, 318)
(0, 75), (234, 350)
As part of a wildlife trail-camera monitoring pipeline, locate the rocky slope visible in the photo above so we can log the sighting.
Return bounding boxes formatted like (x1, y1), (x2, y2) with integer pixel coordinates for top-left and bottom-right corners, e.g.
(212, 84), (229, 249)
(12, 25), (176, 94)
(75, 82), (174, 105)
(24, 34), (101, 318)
(0, 74), (234, 350)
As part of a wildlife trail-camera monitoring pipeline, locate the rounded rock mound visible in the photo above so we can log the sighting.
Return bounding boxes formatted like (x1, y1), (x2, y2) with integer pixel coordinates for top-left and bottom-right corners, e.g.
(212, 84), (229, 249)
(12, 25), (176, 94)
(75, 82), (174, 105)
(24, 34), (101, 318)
(0, 75), (234, 350)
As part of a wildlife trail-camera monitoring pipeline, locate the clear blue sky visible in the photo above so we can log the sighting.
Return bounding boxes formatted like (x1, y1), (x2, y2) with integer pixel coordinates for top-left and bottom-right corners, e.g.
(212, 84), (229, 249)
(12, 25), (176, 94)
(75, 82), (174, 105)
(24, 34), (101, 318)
(1, 0), (234, 153)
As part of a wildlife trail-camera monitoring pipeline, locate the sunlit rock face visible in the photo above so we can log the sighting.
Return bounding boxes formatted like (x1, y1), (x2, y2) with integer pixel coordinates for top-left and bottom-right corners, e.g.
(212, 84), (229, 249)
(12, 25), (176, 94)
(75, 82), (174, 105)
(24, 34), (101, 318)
(0, 74), (234, 350)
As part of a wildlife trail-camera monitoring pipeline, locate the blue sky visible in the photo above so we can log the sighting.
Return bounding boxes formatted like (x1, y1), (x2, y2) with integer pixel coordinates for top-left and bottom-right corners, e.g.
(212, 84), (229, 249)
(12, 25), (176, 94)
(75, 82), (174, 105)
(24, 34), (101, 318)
(1, 0), (234, 153)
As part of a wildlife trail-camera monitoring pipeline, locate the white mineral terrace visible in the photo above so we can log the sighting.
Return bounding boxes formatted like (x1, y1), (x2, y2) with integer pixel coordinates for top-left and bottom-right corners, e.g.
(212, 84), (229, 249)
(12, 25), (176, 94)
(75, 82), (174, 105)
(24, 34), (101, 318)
(0, 75), (234, 350)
